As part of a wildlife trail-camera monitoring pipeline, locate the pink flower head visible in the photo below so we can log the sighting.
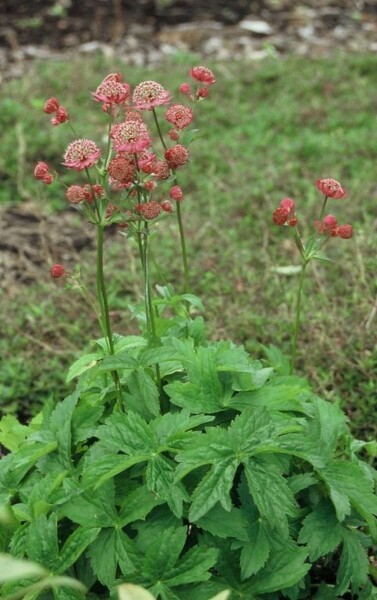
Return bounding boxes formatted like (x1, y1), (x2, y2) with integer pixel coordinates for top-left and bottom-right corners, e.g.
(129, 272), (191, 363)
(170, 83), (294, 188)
(153, 160), (171, 180)
(316, 178), (347, 199)
(51, 105), (69, 126)
(107, 156), (135, 183)
(280, 197), (296, 213)
(197, 87), (209, 99)
(165, 104), (193, 129)
(164, 144), (189, 169)
(135, 201), (162, 220)
(132, 80), (171, 111)
(169, 129), (180, 141)
(83, 184), (103, 203)
(34, 161), (54, 184)
(50, 264), (65, 279)
(189, 66), (216, 85)
(336, 224), (353, 239)
(110, 119), (152, 153)
(179, 82), (192, 96)
(62, 139), (101, 171)
(169, 185), (184, 201)
(44, 97), (60, 114)
(273, 197), (297, 226)
(92, 73), (131, 110)
(66, 185), (87, 204)
(137, 150), (157, 174)
(161, 200), (173, 213)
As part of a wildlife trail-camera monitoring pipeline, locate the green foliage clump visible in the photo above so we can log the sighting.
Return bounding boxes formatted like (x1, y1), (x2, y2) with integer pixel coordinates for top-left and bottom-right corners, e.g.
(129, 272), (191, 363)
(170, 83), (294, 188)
(1, 299), (377, 599)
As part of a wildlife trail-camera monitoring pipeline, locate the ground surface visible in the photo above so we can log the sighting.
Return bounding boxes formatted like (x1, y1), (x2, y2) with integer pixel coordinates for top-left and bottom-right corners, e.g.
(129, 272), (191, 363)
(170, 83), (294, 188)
(1, 0), (377, 81)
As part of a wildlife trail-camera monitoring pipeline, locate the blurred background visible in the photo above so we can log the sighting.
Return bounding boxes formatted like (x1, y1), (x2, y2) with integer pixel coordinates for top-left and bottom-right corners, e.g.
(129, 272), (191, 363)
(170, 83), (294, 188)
(0, 1), (376, 439)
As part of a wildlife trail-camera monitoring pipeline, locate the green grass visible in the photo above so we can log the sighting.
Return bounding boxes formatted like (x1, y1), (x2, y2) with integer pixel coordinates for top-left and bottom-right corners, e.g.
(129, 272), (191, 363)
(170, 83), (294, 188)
(1, 51), (376, 438)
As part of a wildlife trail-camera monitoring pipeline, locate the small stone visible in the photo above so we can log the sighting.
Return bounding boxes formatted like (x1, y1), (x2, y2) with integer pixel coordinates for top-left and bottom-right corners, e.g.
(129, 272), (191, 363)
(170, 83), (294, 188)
(239, 19), (273, 35)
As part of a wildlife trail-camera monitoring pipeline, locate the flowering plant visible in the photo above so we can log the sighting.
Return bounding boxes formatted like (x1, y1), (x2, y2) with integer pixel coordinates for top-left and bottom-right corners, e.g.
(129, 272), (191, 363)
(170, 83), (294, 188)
(1, 67), (376, 600)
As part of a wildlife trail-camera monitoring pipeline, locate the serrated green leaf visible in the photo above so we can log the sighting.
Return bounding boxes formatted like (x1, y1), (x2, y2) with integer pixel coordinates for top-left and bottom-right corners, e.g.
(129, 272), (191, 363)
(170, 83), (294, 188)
(146, 454), (188, 518)
(228, 407), (275, 454)
(0, 416), (29, 452)
(196, 504), (249, 541)
(127, 370), (160, 417)
(56, 527), (100, 574)
(189, 457), (238, 522)
(96, 411), (157, 454)
(164, 545), (218, 586)
(239, 519), (271, 579)
(83, 452), (151, 490)
(61, 481), (116, 527)
(250, 543), (309, 594)
(143, 527), (186, 580)
(97, 353), (138, 372)
(88, 528), (136, 588)
(66, 354), (101, 382)
(245, 457), (298, 536)
(118, 485), (162, 527)
(261, 345), (291, 376)
(336, 528), (370, 595)
(319, 460), (377, 521)
(298, 500), (343, 561)
(26, 514), (59, 571)
(151, 411), (214, 446)
(229, 377), (311, 413)
(48, 392), (79, 469)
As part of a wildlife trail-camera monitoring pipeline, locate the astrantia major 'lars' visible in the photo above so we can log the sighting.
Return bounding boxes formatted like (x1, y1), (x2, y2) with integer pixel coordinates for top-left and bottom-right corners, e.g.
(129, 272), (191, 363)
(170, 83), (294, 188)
(62, 139), (101, 171)
(110, 120), (152, 153)
(132, 81), (171, 111)
(164, 144), (189, 169)
(189, 66), (216, 85)
(165, 104), (193, 129)
(316, 178), (347, 199)
(92, 73), (131, 110)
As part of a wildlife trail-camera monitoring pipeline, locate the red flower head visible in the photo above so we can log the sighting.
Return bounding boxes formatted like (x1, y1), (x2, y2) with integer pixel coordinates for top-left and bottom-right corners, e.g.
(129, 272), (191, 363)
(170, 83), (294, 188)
(62, 139), (101, 171)
(164, 144), (189, 170)
(197, 87), (209, 99)
(44, 97), (60, 114)
(110, 119), (152, 153)
(316, 178), (347, 199)
(161, 200), (173, 213)
(51, 105), (69, 126)
(132, 81), (171, 111)
(34, 161), (54, 184)
(273, 197), (297, 226)
(92, 73), (131, 111)
(135, 201), (162, 220)
(165, 104), (193, 130)
(189, 66), (216, 85)
(272, 207), (289, 225)
(336, 224), (353, 239)
(66, 185), (87, 204)
(169, 185), (184, 201)
(50, 264), (66, 279)
(179, 82), (192, 96)
(153, 160), (171, 180)
(107, 156), (135, 183)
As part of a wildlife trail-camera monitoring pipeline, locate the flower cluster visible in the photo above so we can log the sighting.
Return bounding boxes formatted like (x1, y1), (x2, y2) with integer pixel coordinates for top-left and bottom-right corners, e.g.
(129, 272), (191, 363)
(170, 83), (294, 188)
(273, 178), (353, 240)
(43, 96), (69, 126)
(34, 66), (216, 276)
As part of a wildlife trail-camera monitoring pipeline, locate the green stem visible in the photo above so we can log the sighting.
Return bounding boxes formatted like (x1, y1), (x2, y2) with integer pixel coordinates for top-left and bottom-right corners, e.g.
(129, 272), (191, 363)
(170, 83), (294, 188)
(152, 109), (190, 291)
(291, 261), (309, 374)
(319, 195), (329, 221)
(176, 200), (190, 293)
(96, 223), (123, 410)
